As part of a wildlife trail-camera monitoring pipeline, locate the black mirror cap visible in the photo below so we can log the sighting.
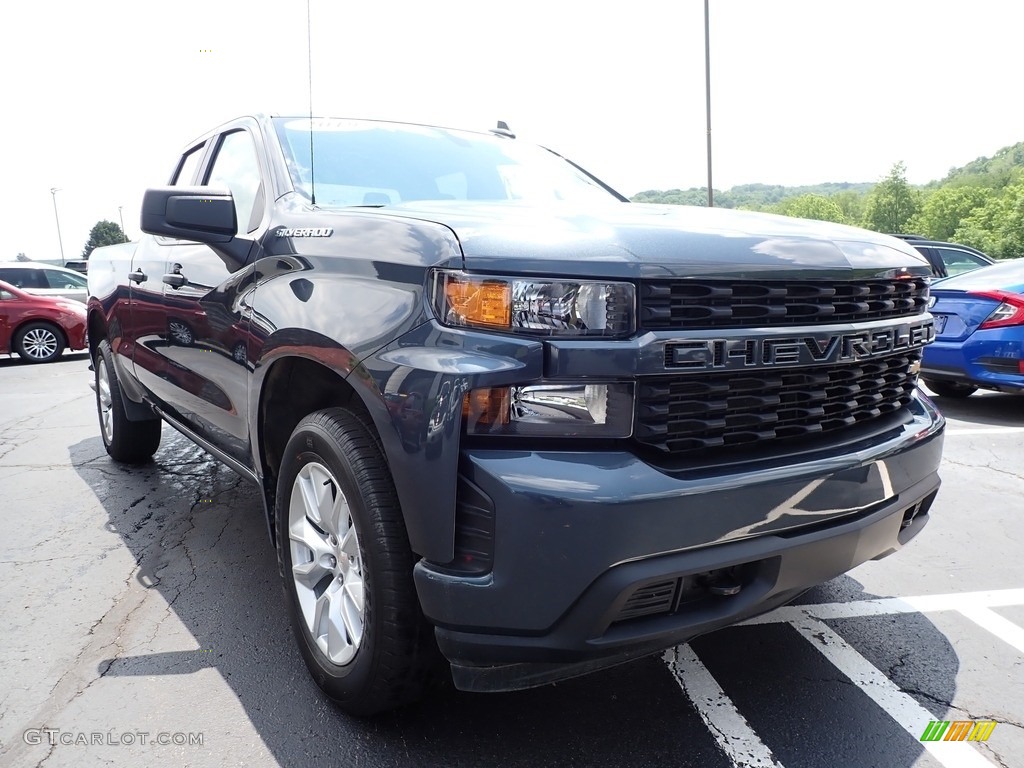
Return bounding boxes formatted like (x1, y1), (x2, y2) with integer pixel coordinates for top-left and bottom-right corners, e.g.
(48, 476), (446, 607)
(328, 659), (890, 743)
(141, 186), (236, 243)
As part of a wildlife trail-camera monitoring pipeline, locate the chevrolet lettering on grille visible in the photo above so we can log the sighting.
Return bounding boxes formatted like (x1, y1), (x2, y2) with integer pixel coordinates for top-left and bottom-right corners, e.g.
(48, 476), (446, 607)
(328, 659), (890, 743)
(666, 318), (935, 372)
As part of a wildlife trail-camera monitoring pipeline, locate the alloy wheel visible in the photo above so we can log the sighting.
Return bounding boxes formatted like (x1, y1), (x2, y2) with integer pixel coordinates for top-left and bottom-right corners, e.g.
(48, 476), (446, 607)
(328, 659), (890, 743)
(288, 461), (366, 665)
(97, 360), (114, 444)
(22, 327), (59, 359)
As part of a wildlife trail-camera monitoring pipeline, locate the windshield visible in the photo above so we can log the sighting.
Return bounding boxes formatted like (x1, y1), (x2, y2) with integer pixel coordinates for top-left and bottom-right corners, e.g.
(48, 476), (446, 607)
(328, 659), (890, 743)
(273, 118), (621, 208)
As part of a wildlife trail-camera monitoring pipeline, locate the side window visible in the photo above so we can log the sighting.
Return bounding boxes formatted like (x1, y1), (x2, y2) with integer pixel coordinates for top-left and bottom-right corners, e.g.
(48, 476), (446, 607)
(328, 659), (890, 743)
(173, 143), (206, 186)
(42, 269), (87, 289)
(0, 289), (15, 300)
(205, 131), (263, 234)
(937, 248), (988, 277)
(0, 268), (45, 289)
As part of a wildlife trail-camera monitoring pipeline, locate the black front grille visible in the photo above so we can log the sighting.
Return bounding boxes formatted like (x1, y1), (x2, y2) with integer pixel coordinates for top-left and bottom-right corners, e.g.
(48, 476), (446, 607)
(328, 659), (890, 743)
(640, 278), (930, 330)
(635, 352), (919, 453)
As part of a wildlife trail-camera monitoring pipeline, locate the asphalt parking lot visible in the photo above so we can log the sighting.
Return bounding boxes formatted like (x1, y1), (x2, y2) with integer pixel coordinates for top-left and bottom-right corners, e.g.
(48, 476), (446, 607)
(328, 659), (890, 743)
(1, 352), (1022, 768)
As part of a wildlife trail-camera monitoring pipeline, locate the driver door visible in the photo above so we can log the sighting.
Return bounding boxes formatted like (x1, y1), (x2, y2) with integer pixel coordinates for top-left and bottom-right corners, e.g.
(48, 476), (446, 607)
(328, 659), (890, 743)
(152, 125), (267, 467)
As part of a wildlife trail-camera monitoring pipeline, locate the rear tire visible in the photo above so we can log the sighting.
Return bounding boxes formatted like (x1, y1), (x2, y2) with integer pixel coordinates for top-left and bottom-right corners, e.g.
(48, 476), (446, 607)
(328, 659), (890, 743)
(924, 379), (977, 399)
(276, 406), (440, 716)
(95, 340), (162, 463)
(14, 322), (64, 363)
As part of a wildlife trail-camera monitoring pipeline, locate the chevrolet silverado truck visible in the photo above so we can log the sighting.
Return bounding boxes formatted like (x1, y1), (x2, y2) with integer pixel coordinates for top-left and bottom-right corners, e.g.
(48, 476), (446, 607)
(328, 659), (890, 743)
(87, 115), (945, 715)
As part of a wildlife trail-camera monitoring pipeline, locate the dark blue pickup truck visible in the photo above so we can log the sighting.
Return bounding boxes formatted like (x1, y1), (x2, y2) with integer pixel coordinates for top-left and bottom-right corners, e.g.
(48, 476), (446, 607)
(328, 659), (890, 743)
(87, 115), (944, 715)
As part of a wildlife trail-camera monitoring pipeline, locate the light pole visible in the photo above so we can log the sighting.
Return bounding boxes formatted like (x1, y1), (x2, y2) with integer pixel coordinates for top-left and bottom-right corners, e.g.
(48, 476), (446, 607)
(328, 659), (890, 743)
(704, 0), (713, 207)
(118, 206), (127, 241)
(50, 188), (66, 266)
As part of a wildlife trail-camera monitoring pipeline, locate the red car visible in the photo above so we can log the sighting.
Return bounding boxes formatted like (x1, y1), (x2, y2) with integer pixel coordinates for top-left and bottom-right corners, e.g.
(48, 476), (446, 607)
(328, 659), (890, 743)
(0, 279), (87, 363)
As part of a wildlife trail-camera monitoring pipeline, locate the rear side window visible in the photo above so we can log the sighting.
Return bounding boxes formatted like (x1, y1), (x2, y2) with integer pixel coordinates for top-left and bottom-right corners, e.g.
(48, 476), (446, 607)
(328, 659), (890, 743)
(0, 268), (46, 289)
(935, 248), (989, 277)
(173, 143), (206, 186)
(42, 269), (87, 289)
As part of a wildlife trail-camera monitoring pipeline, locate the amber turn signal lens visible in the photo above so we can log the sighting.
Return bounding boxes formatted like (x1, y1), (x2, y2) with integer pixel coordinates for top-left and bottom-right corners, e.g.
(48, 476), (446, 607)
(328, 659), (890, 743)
(462, 388), (511, 431)
(444, 278), (511, 328)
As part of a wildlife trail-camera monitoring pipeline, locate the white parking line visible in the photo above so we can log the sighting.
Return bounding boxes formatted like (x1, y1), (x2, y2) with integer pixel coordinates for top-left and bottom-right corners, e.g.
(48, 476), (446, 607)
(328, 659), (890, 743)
(741, 587), (1024, 625)
(957, 607), (1024, 655)
(668, 588), (1024, 766)
(664, 644), (784, 768)
(789, 617), (997, 768)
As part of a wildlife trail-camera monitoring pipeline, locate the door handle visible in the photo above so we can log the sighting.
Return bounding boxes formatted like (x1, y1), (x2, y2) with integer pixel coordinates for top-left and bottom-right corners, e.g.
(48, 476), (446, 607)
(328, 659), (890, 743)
(128, 269), (147, 284)
(162, 273), (187, 288)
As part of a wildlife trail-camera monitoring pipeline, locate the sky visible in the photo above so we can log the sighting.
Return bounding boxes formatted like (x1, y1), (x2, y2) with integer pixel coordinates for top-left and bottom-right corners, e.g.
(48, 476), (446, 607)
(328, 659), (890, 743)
(3, 0), (1023, 263)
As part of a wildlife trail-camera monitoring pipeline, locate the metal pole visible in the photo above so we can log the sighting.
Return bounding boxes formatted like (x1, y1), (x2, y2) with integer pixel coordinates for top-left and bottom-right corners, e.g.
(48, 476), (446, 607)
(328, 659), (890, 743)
(704, 0), (713, 207)
(118, 206), (127, 241)
(50, 188), (66, 265)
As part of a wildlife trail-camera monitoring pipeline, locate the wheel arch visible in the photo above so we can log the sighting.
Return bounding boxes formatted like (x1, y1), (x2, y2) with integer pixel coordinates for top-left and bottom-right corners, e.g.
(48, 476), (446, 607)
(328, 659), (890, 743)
(254, 345), (461, 566)
(256, 354), (364, 544)
(87, 308), (107, 361)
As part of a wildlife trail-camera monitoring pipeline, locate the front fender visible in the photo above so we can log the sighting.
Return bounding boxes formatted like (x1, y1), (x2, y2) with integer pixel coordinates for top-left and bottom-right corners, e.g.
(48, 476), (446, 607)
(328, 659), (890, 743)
(360, 322), (544, 563)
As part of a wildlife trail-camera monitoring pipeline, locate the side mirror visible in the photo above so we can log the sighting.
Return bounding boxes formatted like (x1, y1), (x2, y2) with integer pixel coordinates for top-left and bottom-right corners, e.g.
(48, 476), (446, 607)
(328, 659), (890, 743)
(141, 187), (236, 243)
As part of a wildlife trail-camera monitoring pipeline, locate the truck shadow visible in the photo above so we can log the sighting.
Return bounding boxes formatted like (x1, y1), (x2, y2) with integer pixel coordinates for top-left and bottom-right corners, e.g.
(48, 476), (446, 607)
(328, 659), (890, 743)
(925, 389), (1024, 427)
(70, 433), (963, 768)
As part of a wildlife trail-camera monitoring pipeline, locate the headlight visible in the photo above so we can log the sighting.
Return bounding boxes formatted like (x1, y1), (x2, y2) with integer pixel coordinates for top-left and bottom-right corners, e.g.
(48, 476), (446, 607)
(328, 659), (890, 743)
(463, 383), (633, 438)
(430, 270), (635, 337)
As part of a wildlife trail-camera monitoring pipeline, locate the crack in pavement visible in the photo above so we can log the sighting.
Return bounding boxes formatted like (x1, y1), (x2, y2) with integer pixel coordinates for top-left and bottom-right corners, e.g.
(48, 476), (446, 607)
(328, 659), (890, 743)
(942, 456), (1024, 483)
(898, 687), (1024, 731)
(0, 469), (249, 765)
(0, 554), (97, 567)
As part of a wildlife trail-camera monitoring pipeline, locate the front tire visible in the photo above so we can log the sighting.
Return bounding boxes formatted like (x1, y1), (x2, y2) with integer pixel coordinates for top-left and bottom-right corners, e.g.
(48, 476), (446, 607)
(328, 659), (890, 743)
(95, 340), (162, 462)
(15, 322), (64, 363)
(924, 379), (977, 399)
(277, 407), (439, 716)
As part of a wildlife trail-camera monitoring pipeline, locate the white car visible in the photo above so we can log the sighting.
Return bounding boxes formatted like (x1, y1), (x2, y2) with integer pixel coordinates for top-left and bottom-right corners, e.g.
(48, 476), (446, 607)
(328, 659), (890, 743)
(0, 262), (89, 303)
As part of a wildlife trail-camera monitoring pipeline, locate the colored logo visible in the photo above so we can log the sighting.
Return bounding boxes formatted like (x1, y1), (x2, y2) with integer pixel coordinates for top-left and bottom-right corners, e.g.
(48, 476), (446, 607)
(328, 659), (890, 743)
(920, 720), (997, 742)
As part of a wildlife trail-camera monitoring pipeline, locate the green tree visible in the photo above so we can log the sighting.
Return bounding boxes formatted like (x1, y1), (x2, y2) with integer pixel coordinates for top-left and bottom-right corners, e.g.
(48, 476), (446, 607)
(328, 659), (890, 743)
(860, 162), (921, 233)
(954, 181), (1024, 258)
(830, 190), (866, 225)
(773, 194), (847, 223)
(81, 220), (127, 259)
(905, 186), (992, 241)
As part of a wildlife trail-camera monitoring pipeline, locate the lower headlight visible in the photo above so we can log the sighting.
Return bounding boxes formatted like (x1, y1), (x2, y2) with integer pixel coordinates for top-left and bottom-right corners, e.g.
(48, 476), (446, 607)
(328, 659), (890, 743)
(464, 383), (633, 437)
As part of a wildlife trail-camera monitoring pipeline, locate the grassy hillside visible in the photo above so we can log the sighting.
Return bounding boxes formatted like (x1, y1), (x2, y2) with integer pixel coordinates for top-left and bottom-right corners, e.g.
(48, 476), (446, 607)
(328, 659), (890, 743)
(632, 142), (1024, 208)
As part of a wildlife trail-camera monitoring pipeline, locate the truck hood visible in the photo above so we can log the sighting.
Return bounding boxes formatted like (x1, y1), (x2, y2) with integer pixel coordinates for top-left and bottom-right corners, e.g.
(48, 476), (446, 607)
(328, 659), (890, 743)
(363, 201), (930, 280)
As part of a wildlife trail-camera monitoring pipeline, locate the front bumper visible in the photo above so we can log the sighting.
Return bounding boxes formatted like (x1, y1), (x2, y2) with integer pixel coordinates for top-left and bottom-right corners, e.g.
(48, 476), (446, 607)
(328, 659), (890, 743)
(413, 392), (944, 691)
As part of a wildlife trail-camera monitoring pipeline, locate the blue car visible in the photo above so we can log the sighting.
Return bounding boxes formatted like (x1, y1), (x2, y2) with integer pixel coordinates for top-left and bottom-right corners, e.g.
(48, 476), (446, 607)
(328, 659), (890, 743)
(922, 258), (1024, 397)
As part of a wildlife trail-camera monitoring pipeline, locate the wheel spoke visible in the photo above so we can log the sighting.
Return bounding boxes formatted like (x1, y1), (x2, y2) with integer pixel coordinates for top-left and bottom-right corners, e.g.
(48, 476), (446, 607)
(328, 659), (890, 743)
(291, 553), (331, 590)
(339, 526), (358, 558)
(289, 516), (332, 562)
(343, 570), (365, 616)
(314, 586), (355, 664)
(297, 470), (326, 526)
(340, 584), (364, 648)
